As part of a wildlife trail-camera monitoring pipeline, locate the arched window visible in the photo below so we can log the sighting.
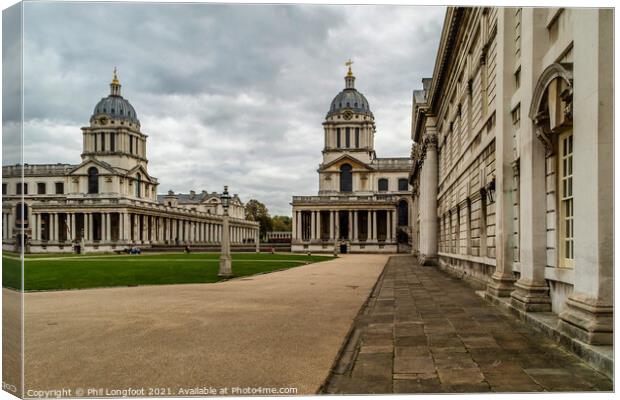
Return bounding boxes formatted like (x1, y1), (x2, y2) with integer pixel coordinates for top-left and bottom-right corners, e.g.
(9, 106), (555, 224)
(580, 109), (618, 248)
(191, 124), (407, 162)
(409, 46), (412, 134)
(136, 173), (142, 198)
(87, 167), (99, 194)
(378, 178), (389, 192)
(340, 164), (353, 192)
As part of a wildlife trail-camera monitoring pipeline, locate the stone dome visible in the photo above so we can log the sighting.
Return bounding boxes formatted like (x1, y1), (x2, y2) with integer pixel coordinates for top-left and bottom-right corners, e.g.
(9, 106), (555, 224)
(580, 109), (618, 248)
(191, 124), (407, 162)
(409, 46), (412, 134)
(327, 89), (372, 117)
(327, 67), (373, 118)
(92, 96), (139, 125)
(91, 69), (140, 125)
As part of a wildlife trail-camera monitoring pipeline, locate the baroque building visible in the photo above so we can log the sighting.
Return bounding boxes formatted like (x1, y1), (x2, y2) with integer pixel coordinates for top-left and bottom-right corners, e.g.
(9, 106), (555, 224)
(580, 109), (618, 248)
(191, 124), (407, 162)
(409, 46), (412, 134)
(410, 7), (612, 348)
(291, 64), (412, 253)
(2, 71), (259, 253)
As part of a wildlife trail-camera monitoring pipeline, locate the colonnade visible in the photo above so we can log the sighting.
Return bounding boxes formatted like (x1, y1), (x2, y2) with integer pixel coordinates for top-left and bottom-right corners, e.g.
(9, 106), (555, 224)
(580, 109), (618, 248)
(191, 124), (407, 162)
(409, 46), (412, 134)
(8, 208), (258, 247)
(292, 208), (397, 242)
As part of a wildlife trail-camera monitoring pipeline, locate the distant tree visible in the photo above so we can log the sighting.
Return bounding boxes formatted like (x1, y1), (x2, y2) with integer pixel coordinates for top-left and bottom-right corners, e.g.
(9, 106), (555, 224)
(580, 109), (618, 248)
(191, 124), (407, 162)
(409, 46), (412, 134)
(245, 199), (272, 238)
(271, 215), (292, 232)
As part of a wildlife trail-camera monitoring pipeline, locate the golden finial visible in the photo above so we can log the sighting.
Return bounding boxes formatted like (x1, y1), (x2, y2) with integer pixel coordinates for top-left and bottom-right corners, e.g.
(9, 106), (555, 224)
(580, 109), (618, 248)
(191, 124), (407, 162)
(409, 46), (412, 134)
(112, 67), (120, 85)
(345, 59), (354, 76)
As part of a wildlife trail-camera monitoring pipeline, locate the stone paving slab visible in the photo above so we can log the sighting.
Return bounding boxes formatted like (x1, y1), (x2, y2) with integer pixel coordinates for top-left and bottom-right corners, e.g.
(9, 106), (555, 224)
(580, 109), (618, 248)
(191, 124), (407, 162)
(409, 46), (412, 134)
(322, 255), (613, 394)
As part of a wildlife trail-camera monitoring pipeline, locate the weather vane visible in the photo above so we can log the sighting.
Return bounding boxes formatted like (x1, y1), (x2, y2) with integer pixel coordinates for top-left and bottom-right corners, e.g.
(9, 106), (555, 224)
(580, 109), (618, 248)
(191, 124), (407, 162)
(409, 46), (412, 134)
(345, 59), (354, 76)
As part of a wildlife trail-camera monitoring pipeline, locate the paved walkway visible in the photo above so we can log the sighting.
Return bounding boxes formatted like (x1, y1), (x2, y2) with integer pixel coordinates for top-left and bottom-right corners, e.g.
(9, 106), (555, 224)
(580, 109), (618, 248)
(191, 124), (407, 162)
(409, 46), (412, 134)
(323, 255), (613, 394)
(10, 254), (388, 395)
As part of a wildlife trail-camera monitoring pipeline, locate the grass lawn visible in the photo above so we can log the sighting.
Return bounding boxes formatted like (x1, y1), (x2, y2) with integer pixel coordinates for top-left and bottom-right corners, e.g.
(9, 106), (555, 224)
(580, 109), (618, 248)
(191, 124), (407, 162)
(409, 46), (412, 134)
(1, 252), (334, 291)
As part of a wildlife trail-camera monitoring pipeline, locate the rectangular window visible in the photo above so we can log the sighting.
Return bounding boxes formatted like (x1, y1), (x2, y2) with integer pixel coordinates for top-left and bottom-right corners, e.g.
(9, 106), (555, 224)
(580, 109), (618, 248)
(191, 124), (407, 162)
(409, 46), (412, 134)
(336, 128), (341, 148)
(110, 132), (116, 152)
(2, 183), (6, 195)
(94, 134), (97, 151)
(16, 183), (27, 195)
(37, 182), (46, 194)
(345, 127), (350, 148)
(100, 133), (105, 151)
(55, 182), (64, 194)
(514, 67), (521, 89)
(398, 178), (408, 191)
(130, 136), (134, 154)
(355, 127), (360, 148)
(559, 131), (574, 268)
(511, 104), (520, 128)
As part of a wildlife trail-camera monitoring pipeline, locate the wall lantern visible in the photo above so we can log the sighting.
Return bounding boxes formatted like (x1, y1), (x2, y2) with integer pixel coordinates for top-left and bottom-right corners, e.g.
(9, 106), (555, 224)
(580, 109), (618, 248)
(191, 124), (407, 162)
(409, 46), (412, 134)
(485, 176), (496, 204)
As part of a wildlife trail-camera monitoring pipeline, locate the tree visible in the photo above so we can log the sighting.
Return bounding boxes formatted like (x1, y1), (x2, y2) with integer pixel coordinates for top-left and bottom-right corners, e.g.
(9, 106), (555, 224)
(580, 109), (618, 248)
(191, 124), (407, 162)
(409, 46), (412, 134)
(244, 199), (272, 238)
(271, 215), (292, 232)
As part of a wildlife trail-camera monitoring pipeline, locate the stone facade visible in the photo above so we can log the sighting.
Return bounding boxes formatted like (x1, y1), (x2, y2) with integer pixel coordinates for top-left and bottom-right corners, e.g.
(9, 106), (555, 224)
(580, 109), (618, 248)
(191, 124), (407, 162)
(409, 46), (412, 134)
(410, 7), (612, 345)
(291, 65), (413, 253)
(2, 72), (259, 254)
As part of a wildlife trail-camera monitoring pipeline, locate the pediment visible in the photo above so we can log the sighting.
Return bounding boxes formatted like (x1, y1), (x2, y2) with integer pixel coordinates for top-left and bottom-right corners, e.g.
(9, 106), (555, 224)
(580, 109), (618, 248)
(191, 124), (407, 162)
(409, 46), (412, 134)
(68, 158), (117, 175)
(126, 164), (157, 183)
(320, 154), (373, 172)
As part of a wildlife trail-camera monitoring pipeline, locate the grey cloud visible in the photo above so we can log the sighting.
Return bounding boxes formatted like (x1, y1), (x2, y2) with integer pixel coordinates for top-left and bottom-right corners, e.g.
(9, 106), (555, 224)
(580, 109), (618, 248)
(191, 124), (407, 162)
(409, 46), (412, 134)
(8, 2), (444, 215)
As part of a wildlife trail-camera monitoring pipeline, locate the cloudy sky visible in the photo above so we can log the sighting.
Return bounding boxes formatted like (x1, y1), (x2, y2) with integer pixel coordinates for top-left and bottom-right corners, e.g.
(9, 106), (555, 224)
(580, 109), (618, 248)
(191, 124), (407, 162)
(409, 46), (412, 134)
(3, 1), (445, 215)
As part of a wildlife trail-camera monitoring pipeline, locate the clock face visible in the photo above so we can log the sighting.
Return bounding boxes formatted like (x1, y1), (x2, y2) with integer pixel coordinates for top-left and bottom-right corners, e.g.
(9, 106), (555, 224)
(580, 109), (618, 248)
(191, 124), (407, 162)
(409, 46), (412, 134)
(98, 116), (109, 125)
(343, 110), (354, 120)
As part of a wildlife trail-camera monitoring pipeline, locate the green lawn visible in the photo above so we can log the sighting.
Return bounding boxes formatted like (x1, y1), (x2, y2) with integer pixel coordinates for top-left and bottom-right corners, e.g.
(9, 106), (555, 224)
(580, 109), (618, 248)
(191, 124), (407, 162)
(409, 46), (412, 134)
(1, 252), (334, 291)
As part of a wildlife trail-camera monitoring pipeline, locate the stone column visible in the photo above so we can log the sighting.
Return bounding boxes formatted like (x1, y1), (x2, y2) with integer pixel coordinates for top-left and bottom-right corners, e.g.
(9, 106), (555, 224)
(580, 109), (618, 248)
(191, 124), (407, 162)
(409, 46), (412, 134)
(119, 213), (125, 241)
(316, 211), (321, 240)
(334, 211), (340, 240)
(125, 213), (132, 242)
(352, 211), (358, 241)
(392, 209), (397, 241)
(106, 213), (112, 242)
(509, 8), (549, 309)
(418, 128), (439, 265)
(329, 211), (334, 240)
(32, 213), (38, 241)
(100, 213), (105, 242)
(7, 212), (14, 242)
(291, 211), (297, 241)
(310, 211), (316, 240)
(558, 8), (613, 345)
(87, 213), (93, 242)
